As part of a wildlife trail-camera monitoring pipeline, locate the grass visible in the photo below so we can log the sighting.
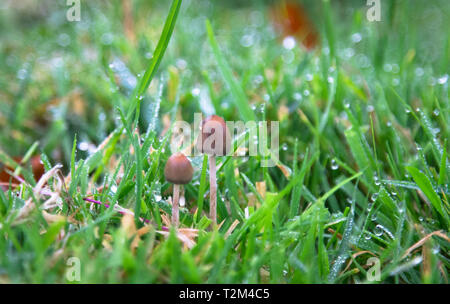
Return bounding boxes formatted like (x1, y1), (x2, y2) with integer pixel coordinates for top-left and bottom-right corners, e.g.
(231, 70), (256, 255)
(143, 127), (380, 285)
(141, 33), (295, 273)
(0, 0), (449, 283)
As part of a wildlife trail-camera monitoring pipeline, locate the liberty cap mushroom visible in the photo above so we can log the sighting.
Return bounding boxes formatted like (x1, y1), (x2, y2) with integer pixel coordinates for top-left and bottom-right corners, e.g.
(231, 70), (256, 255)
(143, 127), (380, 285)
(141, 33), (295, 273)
(196, 115), (231, 227)
(164, 152), (193, 227)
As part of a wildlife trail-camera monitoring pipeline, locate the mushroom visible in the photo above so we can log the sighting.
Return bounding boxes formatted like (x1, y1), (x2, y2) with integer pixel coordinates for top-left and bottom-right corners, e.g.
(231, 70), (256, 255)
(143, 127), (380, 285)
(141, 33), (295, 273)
(164, 152), (193, 227)
(196, 115), (231, 226)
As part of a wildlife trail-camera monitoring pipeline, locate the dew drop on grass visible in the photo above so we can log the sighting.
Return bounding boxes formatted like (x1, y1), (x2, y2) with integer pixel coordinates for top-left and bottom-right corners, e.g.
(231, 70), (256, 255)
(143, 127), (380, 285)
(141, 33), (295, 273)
(282, 36), (296, 50)
(330, 158), (339, 170)
(374, 225), (383, 236)
(433, 109), (440, 116)
(78, 142), (89, 151)
(373, 174), (380, 186)
(414, 67), (424, 77)
(438, 74), (448, 84)
(371, 193), (378, 202)
(305, 73), (313, 81)
(371, 213), (377, 221)
(364, 233), (372, 240)
(303, 89), (310, 96)
(351, 33), (362, 43)
(191, 87), (200, 96)
(282, 143), (288, 151)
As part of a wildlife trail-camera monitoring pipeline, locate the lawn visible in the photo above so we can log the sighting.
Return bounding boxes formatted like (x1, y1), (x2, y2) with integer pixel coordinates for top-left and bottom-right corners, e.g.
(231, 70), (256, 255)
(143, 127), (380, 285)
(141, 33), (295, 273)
(0, 0), (448, 283)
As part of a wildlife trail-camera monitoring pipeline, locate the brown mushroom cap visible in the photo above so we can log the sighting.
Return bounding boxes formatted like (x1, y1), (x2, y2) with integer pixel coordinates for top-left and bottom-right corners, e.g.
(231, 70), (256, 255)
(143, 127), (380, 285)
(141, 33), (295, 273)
(164, 152), (194, 184)
(196, 115), (231, 156)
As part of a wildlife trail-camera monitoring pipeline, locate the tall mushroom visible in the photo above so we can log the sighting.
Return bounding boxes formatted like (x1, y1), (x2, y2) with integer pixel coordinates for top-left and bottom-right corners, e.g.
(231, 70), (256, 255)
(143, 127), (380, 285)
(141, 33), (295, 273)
(196, 115), (231, 226)
(164, 152), (193, 227)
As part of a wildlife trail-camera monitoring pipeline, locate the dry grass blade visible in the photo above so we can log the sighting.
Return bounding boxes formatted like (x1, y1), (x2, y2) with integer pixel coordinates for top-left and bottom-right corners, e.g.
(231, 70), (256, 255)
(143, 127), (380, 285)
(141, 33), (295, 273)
(401, 230), (450, 259)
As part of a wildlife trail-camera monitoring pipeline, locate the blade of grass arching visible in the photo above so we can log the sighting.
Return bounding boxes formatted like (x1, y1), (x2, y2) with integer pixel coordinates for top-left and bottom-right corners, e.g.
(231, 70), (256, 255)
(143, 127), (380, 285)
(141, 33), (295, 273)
(391, 88), (442, 163)
(319, 67), (337, 133)
(194, 154), (208, 224)
(318, 172), (362, 204)
(328, 194), (356, 283)
(289, 148), (316, 217)
(118, 108), (144, 224)
(126, 0), (182, 122)
(70, 135), (77, 182)
(406, 166), (447, 223)
(345, 127), (375, 188)
(322, 0), (336, 60)
(438, 140), (447, 186)
(205, 19), (255, 122)
(240, 173), (264, 205)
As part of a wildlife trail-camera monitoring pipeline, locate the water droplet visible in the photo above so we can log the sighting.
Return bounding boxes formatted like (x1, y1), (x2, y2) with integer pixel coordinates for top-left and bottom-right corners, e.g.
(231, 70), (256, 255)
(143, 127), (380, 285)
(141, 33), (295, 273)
(415, 67), (424, 77)
(293, 92), (302, 101)
(78, 142), (89, 151)
(344, 102), (350, 109)
(374, 224), (383, 236)
(418, 216), (424, 222)
(330, 158), (339, 170)
(346, 198), (354, 205)
(110, 185), (117, 194)
(282, 36), (296, 50)
(191, 87), (200, 96)
(240, 34), (255, 48)
(327, 76), (334, 83)
(366, 105), (374, 112)
(371, 193), (379, 202)
(371, 213), (377, 221)
(303, 89), (310, 96)
(305, 73), (313, 81)
(100, 33), (114, 45)
(438, 74), (448, 85)
(282, 143), (288, 151)
(57, 33), (71, 47)
(351, 33), (362, 43)
(433, 109), (440, 116)
(374, 174), (381, 186)
(364, 233), (372, 240)
(16, 68), (28, 80)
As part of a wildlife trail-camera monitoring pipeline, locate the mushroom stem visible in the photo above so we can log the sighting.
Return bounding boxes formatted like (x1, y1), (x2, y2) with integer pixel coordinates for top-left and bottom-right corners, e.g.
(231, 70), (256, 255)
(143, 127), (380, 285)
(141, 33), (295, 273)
(209, 155), (217, 226)
(172, 184), (181, 227)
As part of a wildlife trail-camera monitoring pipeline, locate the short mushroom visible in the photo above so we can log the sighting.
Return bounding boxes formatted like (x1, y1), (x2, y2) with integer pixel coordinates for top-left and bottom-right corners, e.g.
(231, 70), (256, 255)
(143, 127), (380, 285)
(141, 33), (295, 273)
(164, 152), (193, 227)
(196, 115), (231, 226)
